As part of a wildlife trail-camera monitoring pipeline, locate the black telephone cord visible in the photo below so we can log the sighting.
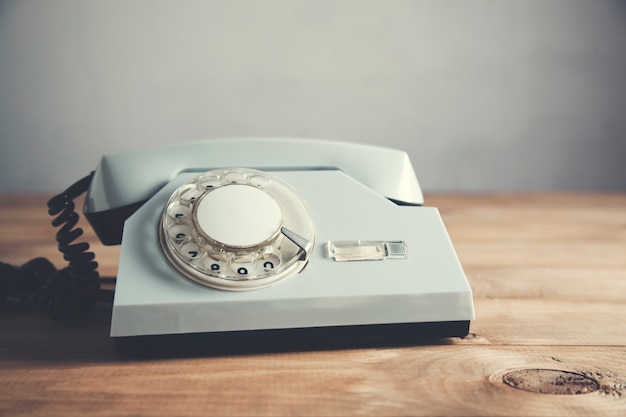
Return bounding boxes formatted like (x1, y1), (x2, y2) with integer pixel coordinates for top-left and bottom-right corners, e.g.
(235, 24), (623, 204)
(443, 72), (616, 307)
(0, 172), (114, 320)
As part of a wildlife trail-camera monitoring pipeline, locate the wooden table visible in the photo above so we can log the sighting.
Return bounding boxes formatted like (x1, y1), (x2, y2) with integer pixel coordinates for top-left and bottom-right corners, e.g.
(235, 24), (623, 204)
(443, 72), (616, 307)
(1, 194), (625, 416)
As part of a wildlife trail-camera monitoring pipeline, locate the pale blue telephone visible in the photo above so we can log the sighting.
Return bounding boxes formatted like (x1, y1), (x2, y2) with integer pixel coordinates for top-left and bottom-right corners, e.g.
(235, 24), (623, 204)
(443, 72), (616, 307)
(5, 138), (475, 354)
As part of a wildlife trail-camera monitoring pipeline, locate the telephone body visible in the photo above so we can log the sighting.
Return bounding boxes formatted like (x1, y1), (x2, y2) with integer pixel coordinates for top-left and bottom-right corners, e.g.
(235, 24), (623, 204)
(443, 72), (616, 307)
(84, 139), (474, 353)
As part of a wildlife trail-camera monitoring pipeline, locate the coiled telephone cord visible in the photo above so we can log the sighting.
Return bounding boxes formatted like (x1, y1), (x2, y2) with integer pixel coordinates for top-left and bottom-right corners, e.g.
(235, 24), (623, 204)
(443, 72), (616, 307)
(0, 173), (114, 320)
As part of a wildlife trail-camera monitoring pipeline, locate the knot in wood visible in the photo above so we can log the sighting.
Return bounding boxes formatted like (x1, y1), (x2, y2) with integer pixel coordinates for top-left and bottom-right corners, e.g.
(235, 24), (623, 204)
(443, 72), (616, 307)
(502, 368), (599, 395)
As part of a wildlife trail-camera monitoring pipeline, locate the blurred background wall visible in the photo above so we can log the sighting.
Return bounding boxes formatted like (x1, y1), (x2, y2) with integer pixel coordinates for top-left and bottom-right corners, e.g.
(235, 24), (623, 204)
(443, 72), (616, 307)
(1, 0), (625, 193)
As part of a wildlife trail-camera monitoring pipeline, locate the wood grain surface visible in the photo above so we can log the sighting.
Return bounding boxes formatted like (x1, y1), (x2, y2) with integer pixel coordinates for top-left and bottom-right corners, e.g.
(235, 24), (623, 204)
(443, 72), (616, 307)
(1, 193), (625, 416)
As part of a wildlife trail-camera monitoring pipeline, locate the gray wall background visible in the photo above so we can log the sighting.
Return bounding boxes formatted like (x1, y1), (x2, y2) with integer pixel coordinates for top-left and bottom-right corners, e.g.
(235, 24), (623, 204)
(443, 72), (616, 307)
(1, 0), (625, 194)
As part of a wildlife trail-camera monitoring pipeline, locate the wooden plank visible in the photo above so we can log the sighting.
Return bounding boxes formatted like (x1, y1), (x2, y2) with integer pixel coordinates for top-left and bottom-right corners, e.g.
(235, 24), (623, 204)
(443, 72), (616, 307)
(468, 299), (626, 346)
(1, 193), (625, 416)
(1, 344), (625, 416)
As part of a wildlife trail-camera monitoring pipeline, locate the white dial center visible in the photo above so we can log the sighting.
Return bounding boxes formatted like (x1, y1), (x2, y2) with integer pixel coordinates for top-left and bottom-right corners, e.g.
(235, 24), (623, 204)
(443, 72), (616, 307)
(195, 184), (283, 248)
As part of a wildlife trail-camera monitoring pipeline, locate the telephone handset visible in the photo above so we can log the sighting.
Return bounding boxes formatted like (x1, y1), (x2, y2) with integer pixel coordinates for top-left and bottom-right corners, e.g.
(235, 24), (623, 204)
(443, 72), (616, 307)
(84, 138), (423, 245)
(2, 139), (474, 354)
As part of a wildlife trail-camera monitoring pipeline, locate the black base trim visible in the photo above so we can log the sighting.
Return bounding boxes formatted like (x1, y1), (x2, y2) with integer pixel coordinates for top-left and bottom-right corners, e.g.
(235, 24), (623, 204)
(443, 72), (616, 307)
(114, 320), (470, 357)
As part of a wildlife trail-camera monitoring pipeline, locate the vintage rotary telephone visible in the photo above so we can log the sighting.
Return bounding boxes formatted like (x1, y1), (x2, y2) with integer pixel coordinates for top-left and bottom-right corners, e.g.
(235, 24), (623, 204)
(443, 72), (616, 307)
(1, 139), (474, 354)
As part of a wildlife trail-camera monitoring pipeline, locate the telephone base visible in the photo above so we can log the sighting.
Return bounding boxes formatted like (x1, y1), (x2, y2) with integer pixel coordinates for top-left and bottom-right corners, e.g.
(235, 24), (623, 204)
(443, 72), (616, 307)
(110, 169), (475, 351)
(114, 320), (471, 356)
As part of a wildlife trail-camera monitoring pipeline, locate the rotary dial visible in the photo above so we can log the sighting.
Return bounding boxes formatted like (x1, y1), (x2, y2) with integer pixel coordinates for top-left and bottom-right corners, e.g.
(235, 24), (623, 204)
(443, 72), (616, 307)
(159, 168), (314, 290)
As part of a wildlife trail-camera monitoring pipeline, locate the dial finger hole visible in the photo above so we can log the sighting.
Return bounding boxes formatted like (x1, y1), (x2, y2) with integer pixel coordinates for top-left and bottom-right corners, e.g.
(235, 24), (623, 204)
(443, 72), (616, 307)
(167, 202), (191, 220)
(223, 171), (247, 183)
(230, 256), (256, 277)
(249, 175), (271, 188)
(181, 242), (201, 260)
(260, 252), (282, 271)
(168, 224), (191, 241)
(178, 184), (203, 202)
(198, 174), (221, 189)
(203, 257), (227, 274)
